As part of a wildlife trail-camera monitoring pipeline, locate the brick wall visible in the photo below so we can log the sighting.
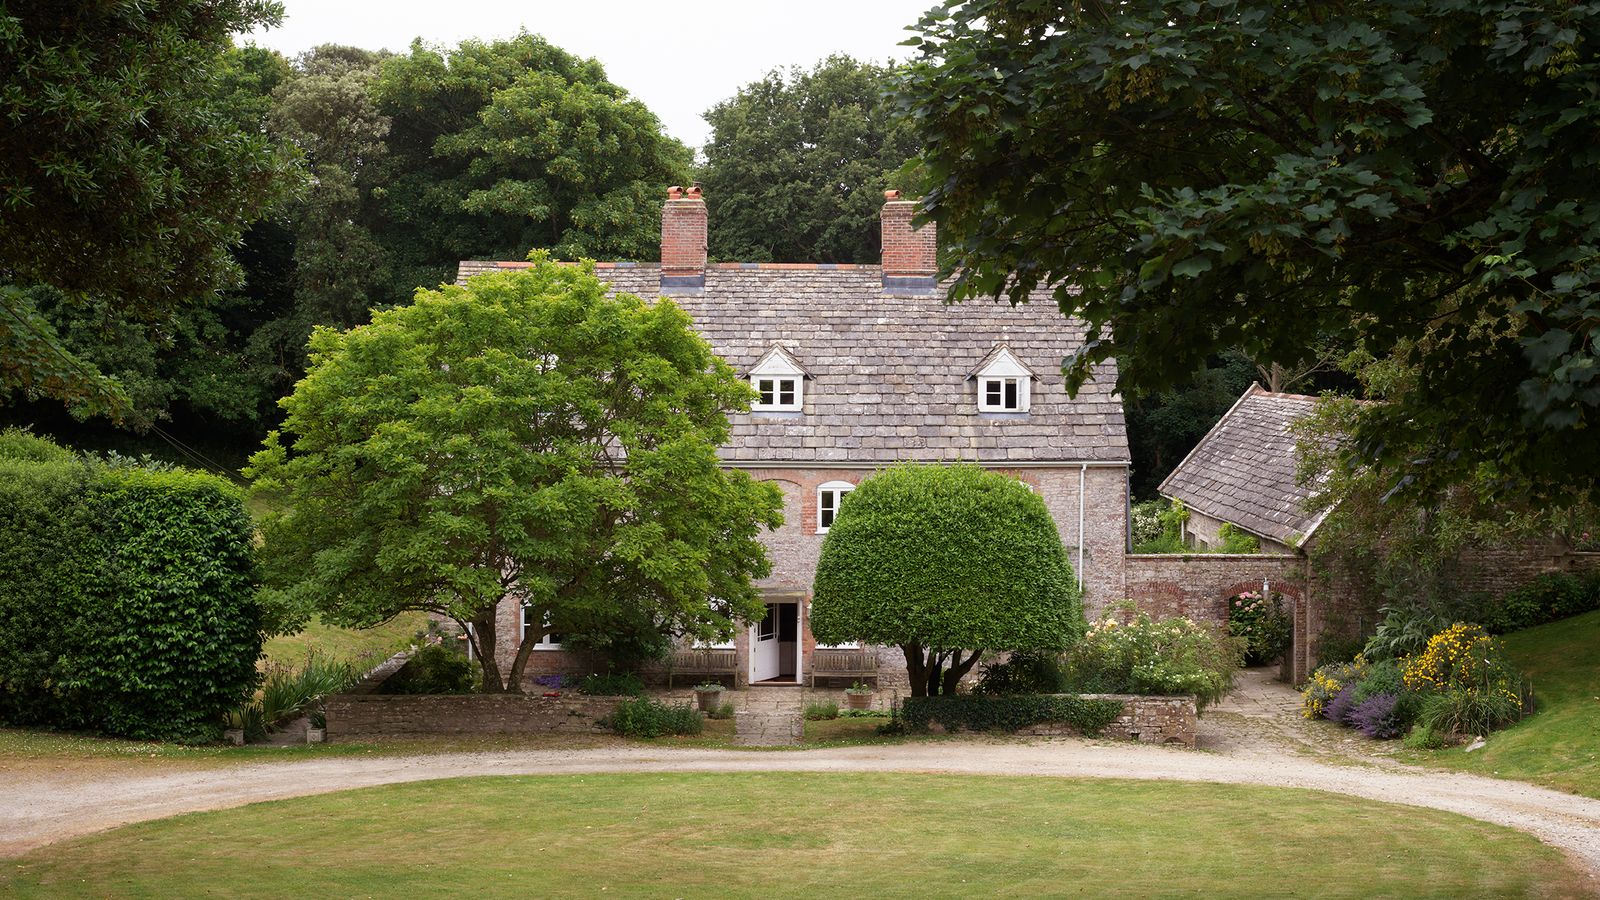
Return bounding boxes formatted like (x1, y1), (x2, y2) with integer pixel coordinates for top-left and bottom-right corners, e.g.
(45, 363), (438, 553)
(1123, 552), (1305, 625)
(880, 197), (936, 277)
(324, 693), (625, 741)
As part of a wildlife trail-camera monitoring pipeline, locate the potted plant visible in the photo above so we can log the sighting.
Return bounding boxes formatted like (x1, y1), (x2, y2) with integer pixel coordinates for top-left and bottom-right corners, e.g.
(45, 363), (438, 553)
(693, 681), (725, 712)
(845, 680), (874, 710)
(306, 707), (327, 744)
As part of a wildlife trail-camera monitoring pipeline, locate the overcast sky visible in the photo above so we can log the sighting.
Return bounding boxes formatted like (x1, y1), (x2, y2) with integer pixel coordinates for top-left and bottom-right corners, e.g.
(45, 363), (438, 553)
(246, 1), (935, 149)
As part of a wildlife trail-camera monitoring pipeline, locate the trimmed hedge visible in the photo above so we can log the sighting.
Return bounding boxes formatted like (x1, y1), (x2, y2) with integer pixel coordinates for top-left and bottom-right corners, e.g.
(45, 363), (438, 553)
(1483, 572), (1600, 634)
(901, 694), (1124, 736)
(0, 431), (262, 741)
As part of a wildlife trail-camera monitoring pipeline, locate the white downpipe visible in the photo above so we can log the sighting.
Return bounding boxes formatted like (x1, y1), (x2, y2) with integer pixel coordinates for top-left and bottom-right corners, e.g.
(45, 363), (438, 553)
(1078, 463), (1087, 591)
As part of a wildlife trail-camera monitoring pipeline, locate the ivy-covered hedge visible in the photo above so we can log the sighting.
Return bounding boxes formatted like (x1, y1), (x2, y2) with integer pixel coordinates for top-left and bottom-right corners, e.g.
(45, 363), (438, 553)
(0, 431), (262, 741)
(900, 694), (1124, 736)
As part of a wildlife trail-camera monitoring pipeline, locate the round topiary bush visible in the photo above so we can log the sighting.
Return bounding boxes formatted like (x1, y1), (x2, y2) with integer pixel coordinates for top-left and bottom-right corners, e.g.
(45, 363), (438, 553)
(810, 464), (1083, 695)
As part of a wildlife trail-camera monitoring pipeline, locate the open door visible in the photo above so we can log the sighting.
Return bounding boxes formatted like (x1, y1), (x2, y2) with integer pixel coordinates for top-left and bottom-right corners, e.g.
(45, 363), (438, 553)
(750, 601), (800, 683)
(752, 603), (781, 682)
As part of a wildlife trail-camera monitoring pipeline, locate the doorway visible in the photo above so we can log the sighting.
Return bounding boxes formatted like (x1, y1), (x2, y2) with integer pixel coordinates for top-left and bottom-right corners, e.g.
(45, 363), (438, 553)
(750, 601), (800, 684)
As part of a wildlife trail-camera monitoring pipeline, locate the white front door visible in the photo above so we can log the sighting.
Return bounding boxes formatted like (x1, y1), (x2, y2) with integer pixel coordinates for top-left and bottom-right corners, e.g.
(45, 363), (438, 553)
(752, 603), (780, 681)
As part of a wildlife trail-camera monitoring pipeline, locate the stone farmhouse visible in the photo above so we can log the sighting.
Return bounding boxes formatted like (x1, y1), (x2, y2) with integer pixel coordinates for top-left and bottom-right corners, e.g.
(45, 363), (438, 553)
(458, 189), (1133, 692)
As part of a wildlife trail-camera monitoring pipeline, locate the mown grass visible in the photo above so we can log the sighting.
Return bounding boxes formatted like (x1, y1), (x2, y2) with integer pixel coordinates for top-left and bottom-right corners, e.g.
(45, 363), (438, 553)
(2, 774), (1586, 898)
(260, 612), (434, 670)
(1407, 609), (1600, 799)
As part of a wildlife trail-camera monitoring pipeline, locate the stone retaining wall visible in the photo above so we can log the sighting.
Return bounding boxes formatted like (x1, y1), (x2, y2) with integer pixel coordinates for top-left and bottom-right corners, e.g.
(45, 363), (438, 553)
(324, 693), (624, 742)
(1016, 694), (1198, 747)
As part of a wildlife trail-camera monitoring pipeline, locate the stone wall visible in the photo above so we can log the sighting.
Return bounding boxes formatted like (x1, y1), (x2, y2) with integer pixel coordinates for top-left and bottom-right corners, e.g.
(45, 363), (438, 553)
(324, 693), (624, 741)
(1123, 553), (1306, 625)
(1016, 694), (1198, 747)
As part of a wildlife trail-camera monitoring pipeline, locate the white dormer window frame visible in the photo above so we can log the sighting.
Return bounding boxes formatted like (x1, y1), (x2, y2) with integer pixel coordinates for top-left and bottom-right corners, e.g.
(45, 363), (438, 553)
(749, 344), (809, 413)
(753, 375), (802, 411)
(973, 346), (1034, 413)
(817, 480), (855, 533)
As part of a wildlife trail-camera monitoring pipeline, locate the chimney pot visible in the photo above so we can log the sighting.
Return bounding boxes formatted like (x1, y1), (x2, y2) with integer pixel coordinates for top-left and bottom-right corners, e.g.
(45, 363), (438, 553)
(884, 189), (901, 200)
(667, 185), (683, 200)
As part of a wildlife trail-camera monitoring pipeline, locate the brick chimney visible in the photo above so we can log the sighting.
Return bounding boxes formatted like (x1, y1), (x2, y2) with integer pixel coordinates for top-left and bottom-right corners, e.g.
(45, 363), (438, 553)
(661, 184), (706, 293)
(880, 189), (936, 292)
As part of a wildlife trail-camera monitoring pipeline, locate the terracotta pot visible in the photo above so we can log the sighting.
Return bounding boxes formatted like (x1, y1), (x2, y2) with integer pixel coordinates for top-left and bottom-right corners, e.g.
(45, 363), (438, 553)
(846, 691), (872, 710)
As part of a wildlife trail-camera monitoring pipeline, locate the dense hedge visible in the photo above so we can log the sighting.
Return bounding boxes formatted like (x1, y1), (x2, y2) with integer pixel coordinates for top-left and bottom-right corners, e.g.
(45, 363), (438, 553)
(1483, 572), (1600, 634)
(0, 431), (262, 741)
(811, 464), (1083, 652)
(900, 694), (1124, 736)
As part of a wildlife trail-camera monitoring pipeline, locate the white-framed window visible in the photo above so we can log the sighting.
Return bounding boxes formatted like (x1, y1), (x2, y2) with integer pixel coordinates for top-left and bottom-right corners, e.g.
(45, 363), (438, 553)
(521, 605), (564, 650)
(972, 346), (1033, 413)
(753, 375), (802, 411)
(980, 376), (1026, 411)
(817, 480), (855, 533)
(748, 344), (807, 412)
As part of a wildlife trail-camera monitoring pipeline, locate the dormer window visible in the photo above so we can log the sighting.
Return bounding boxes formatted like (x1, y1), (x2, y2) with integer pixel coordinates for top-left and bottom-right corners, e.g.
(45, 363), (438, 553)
(817, 480), (855, 533)
(970, 345), (1034, 413)
(755, 376), (800, 410)
(748, 343), (810, 413)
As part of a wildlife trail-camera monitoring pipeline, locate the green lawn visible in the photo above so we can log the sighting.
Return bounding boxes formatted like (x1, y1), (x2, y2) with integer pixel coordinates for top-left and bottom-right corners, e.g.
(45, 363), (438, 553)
(260, 612), (434, 670)
(2, 774), (1584, 898)
(1409, 609), (1600, 799)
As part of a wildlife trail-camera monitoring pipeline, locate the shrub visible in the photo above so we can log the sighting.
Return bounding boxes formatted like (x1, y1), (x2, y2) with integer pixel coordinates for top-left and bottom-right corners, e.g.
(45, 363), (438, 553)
(900, 695), (1124, 735)
(577, 672), (646, 697)
(608, 697), (703, 738)
(1349, 693), (1413, 739)
(973, 651), (1069, 696)
(1227, 591), (1291, 665)
(381, 645), (478, 695)
(1061, 609), (1242, 710)
(1419, 688), (1523, 737)
(1487, 573), (1600, 633)
(1217, 523), (1260, 554)
(261, 654), (358, 726)
(803, 701), (840, 721)
(1402, 623), (1518, 697)
(1323, 684), (1360, 725)
(1302, 658), (1367, 720)
(810, 463), (1084, 696)
(1402, 723), (1449, 750)
(707, 701), (736, 720)
(1130, 498), (1187, 553)
(0, 433), (263, 742)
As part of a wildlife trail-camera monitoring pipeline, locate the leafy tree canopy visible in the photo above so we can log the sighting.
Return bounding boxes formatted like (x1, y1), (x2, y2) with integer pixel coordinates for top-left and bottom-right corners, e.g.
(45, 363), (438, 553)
(700, 55), (919, 263)
(0, 2), (300, 418)
(900, 0), (1600, 503)
(811, 464), (1083, 696)
(249, 256), (783, 692)
(372, 33), (693, 297)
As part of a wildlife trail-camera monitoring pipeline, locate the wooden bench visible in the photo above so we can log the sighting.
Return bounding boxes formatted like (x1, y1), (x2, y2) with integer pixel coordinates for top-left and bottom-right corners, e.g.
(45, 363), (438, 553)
(808, 648), (878, 688)
(665, 647), (738, 689)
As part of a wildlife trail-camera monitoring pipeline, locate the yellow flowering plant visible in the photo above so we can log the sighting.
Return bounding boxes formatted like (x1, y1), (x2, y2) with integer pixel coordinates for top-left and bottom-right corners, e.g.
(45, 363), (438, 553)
(1402, 623), (1519, 703)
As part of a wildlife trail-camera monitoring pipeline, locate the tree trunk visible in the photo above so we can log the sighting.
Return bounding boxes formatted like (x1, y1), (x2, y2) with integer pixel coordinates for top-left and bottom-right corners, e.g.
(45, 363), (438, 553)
(470, 611), (507, 693)
(901, 642), (929, 697)
(942, 649), (983, 696)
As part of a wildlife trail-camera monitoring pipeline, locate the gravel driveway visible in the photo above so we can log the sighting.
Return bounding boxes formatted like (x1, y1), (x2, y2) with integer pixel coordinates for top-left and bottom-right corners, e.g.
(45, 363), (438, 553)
(4, 673), (1598, 888)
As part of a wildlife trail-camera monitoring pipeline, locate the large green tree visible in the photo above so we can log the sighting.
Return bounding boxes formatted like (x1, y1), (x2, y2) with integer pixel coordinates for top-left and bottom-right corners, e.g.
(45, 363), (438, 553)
(700, 56), (919, 263)
(371, 34), (692, 300)
(249, 257), (783, 692)
(810, 464), (1083, 696)
(900, 0), (1600, 503)
(0, 2), (300, 418)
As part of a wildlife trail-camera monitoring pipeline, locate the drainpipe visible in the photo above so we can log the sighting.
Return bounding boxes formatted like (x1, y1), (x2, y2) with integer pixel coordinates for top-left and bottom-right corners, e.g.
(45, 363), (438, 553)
(1078, 463), (1087, 591)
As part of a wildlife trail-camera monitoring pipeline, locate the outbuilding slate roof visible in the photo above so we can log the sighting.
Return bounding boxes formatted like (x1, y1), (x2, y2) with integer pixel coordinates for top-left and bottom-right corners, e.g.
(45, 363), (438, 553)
(456, 261), (1129, 465)
(1158, 384), (1332, 546)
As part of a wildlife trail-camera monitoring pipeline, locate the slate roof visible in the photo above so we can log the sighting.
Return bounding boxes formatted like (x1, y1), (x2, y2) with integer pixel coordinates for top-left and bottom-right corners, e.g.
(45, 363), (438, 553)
(456, 261), (1129, 465)
(1158, 384), (1333, 546)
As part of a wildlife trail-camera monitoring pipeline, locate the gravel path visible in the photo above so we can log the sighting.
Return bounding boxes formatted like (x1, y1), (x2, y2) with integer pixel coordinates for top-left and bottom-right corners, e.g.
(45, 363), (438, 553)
(4, 673), (1598, 889)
